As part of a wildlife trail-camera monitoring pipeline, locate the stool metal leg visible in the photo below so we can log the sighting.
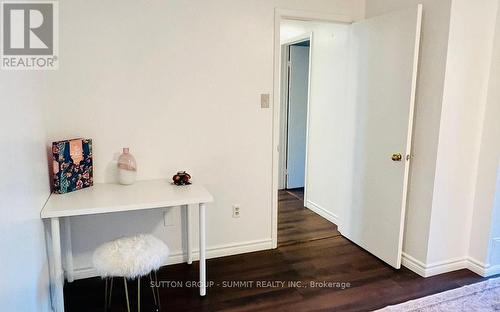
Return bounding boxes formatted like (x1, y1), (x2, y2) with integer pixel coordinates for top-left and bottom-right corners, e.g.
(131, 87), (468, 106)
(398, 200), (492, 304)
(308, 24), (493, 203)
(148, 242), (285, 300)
(149, 273), (157, 306)
(124, 277), (131, 312)
(108, 277), (113, 310)
(104, 278), (108, 312)
(137, 277), (141, 312)
(104, 277), (114, 312)
(154, 271), (161, 311)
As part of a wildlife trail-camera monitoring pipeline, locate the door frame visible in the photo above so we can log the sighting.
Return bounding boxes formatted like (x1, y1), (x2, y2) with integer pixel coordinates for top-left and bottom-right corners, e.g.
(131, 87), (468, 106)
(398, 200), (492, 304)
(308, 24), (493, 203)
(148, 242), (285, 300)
(279, 33), (312, 192)
(271, 9), (353, 248)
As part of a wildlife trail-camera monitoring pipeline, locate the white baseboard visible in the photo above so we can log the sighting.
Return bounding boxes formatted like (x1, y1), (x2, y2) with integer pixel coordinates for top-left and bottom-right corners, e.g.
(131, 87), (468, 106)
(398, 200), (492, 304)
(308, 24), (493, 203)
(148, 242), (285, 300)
(402, 253), (500, 278)
(72, 239), (273, 280)
(425, 257), (468, 277)
(467, 257), (500, 277)
(467, 257), (486, 276)
(401, 252), (428, 277)
(306, 200), (341, 226)
(73, 238), (500, 281)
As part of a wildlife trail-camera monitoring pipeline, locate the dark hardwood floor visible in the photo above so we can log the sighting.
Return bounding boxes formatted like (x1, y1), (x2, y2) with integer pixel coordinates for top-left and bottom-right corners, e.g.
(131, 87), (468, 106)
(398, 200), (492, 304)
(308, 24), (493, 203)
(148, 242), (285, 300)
(278, 188), (340, 247)
(65, 189), (484, 312)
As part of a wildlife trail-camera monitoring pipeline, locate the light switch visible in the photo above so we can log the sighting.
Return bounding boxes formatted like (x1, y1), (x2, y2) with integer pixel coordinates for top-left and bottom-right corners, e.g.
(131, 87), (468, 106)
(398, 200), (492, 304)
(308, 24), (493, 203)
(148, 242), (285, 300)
(261, 93), (270, 108)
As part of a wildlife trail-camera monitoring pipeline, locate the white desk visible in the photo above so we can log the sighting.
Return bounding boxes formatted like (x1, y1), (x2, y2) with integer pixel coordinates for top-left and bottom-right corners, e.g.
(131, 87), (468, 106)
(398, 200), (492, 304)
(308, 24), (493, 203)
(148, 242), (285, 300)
(41, 179), (213, 312)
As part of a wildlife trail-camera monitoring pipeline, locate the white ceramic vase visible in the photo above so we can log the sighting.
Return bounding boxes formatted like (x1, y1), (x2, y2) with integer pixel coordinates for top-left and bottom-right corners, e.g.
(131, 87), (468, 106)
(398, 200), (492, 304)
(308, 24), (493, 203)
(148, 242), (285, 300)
(117, 148), (137, 185)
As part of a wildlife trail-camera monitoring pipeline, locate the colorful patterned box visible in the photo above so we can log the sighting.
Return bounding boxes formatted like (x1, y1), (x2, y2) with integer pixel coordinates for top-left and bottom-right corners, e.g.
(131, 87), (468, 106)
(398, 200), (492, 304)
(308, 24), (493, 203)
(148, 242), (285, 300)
(52, 138), (93, 194)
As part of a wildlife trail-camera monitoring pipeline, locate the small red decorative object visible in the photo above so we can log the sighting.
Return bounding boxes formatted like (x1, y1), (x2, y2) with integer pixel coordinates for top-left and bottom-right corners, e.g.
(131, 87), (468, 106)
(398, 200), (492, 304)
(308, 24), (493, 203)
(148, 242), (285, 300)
(172, 171), (191, 185)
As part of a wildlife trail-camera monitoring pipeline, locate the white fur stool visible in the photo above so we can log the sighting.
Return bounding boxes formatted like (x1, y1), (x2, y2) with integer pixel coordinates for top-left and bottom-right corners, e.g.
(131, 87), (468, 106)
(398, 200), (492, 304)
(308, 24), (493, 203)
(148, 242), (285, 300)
(93, 234), (169, 312)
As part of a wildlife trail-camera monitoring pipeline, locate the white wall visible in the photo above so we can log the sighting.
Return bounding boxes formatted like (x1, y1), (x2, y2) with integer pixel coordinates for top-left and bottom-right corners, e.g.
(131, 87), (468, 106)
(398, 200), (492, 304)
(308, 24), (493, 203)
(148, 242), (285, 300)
(43, 0), (365, 277)
(365, 0), (452, 264)
(468, 1), (500, 275)
(489, 176), (500, 269)
(280, 20), (352, 225)
(427, 0), (498, 265)
(0, 72), (51, 311)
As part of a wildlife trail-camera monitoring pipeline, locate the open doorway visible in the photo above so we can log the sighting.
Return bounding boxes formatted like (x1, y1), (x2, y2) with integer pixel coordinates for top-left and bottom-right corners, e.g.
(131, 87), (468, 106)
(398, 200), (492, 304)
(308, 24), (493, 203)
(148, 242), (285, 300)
(278, 36), (311, 201)
(273, 7), (422, 269)
(277, 18), (351, 247)
(278, 34), (339, 247)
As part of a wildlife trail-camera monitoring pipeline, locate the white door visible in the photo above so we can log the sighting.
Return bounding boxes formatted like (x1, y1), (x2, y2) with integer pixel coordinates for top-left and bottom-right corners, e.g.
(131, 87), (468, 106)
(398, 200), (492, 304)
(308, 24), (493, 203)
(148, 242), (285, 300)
(341, 5), (422, 268)
(286, 45), (310, 189)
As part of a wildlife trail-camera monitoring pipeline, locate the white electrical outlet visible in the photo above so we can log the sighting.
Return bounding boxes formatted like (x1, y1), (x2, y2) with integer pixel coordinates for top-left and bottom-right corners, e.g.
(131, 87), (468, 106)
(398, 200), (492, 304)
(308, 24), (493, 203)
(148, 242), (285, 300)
(232, 205), (241, 218)
(261, 93), (270, 108)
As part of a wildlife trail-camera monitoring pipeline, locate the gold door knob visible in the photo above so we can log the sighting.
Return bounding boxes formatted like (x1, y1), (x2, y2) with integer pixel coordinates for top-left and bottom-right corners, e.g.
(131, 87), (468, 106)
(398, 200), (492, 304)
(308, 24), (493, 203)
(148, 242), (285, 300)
(392, 153), (402, 161)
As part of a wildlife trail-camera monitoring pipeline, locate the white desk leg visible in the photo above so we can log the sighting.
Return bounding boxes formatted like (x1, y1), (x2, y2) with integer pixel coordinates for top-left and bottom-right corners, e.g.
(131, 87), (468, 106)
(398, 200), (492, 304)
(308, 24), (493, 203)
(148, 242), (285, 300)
(51, 217), (65, 311)
(185, 204), (193, 264)
(44, 220), (56, 310)
(199, 203), (206, 296)
(63, 217), (74, 283)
